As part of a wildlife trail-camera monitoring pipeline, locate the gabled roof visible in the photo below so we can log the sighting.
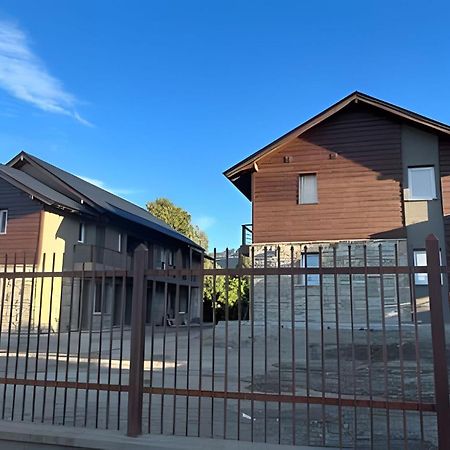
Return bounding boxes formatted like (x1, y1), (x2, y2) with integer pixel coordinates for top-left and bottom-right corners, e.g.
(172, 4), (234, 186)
(7, 152), (203, 250)
(0, 164), (93, 213)
(224, 91), (450, 199)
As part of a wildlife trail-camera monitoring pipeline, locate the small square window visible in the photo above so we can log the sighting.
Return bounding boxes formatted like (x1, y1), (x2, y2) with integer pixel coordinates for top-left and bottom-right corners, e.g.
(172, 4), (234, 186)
(299, 253), (320, 286)
(299, 174), (318, 204)
(0, 210), (7, 234)
(413, 248), (443, 285)
(413, 250), (428, 285)
(408, 167), (436, 200)
(78, 223), (85, 243)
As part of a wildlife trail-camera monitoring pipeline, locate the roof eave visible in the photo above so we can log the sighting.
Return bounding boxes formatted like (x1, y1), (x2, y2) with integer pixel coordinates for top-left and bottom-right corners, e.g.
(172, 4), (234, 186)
(224, 91), (450, 194)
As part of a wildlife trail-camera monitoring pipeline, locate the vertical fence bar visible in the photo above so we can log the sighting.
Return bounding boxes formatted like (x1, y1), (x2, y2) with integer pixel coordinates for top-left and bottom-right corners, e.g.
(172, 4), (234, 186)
(127, 244), (148, 437)
(363, 246), (374, 449)
(250, 246), (255, 443)
(52, 257), (65, 424)
(147, 279), (156, 433)
(410, 266), (424, 440)
(425, 234), (450, 450)
(210, 248), (216, 438)
(62, 265), (76, 425)
(305, 246), (311, 446)
(378, 245), (391, 449)
(224, 248), (229, 439)
(73, 262), (85, 426)
(394, 244), (408, 450)
(117, 270), (127, 431)
(172, 282), (180, 434)
(348, 245), (357, 448)
(277, 246), (281, 445)
(12, 257), (26, 420)
(197, 250), (204, 438)
(160, 280), (168, 434)
(290, 246), (296, 446)
(32, 253), (45, 423)
(319, 246), (326, 447)
(263, 246), (267, 442)
(2, 253), (17, 420)
(106, 269), (116, 430)
(22, 257), (37, 420)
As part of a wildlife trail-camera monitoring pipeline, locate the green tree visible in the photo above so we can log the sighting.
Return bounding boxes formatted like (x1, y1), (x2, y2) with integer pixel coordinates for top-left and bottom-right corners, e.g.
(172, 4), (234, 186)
(147, 197), (249, 321)
(146, 197), (209, 250)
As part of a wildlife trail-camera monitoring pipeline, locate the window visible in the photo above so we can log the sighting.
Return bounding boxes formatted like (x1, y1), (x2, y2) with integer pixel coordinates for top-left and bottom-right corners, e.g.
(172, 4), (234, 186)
(78, 222), (85, 243)
(299, 253), (320, 286)
(413, 248), (443, 285)
(413, 250), (428, 285)
(408, 167), (436, 200)
(118, 233), (122, 252)
(299, 174), (318, 204)
(0, 210), (7, 234)
(93, 281), (103, 314)
(167, 249), (175, 267)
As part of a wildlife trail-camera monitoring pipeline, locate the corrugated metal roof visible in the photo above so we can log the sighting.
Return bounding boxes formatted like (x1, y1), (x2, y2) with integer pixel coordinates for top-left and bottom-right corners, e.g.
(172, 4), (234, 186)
(6, 152), (203, 250)
(0, 164), (91, 213)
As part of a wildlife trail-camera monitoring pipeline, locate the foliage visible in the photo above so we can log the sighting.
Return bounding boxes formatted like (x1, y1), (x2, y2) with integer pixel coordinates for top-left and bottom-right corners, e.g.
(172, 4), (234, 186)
(203, 257), (250, 321)
(146, 197), (209, 250)
(146, 197), (249, 321)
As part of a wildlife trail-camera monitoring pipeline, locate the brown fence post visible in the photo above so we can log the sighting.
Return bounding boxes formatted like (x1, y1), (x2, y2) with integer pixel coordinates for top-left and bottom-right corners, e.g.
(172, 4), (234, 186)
(127, 244), (148, 437)
(425, 234), (450, 450)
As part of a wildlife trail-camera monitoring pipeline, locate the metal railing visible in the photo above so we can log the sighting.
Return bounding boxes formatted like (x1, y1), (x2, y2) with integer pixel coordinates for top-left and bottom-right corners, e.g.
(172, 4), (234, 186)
(0, 236), (448, 448)
(241, 224), (253, 246)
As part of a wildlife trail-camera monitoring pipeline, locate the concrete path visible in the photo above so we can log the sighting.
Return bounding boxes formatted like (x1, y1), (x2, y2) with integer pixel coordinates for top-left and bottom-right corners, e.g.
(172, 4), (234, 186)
(0, 421), (339, 450)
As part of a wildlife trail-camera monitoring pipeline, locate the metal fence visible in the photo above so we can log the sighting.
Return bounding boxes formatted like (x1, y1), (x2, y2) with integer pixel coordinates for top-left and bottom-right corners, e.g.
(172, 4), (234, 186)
(0, 235), (448, 449)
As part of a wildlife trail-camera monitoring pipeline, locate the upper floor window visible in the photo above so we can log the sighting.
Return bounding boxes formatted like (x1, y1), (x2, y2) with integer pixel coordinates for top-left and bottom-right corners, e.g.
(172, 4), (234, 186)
(408, 167), (436, 200)
(299, 174), (318, 204)
(118, 233), (122, 252)
(78, 222), (85, 243)
(0, 210), (7, 234)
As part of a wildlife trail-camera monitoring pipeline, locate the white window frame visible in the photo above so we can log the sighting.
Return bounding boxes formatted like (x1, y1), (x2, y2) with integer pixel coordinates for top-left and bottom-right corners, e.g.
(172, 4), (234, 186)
(78, 222), (85, 243)
(413, 249), (443, 285)
(298, 173), (318, 205)
(413, 249), (428, 285)
(299, 252), (320, 286)
(0, 210), (7, 235)
(408, 167), (437, 200)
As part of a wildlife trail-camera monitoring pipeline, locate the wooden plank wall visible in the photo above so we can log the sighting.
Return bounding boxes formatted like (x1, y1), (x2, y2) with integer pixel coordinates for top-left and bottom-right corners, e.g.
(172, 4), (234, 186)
(253, 104), (405, 243)
(0, 178), (42, 263)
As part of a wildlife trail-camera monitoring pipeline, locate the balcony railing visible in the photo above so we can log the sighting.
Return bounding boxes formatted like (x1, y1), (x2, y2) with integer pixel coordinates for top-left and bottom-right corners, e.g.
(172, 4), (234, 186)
(241, 223), (253, 246)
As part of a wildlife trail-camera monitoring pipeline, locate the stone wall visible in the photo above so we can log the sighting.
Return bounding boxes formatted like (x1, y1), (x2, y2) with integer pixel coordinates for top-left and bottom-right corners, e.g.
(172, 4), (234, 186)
(251, 240), (412, 325)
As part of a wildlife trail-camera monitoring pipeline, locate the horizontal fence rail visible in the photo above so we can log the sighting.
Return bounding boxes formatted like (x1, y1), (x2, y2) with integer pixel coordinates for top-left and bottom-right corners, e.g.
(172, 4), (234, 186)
(0, 237), (448, 449)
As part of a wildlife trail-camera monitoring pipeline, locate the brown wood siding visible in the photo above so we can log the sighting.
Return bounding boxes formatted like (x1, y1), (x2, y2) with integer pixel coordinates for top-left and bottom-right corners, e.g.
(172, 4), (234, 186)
(0, 178), (42, 262)
(253, 105), (405, 243)
(439, 137), (450, 265)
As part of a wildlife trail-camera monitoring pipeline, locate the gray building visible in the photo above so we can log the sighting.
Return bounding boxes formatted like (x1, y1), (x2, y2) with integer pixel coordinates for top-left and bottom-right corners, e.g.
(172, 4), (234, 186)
(0, 151), (204, 331)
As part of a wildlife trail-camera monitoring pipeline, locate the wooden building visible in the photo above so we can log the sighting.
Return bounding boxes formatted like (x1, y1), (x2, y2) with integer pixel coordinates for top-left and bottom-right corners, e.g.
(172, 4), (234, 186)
(224, 92), (450, 323)
(0, 151), (203, 331)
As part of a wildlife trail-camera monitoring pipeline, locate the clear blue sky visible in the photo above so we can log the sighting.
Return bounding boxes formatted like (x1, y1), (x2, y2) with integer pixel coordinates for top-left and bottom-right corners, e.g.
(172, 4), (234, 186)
(0, 1), (449, 250)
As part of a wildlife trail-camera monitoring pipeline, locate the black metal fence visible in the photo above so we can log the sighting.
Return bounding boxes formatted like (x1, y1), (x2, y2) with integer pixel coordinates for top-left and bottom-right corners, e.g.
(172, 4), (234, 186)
(0, 235), (448, 449)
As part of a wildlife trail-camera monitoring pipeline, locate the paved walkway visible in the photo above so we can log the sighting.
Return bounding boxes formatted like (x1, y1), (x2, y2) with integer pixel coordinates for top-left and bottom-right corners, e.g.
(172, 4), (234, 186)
(0, 421), (339, 450)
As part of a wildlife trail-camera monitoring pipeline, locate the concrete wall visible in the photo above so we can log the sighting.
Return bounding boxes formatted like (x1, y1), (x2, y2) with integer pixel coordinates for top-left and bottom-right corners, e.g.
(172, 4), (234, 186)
(252, 239), (410, 325)
(401, 125), (449, 320)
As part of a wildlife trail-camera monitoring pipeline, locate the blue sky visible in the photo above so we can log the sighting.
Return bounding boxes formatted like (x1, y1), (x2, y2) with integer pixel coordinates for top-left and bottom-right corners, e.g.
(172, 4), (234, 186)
(0, 1), (449, 250)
